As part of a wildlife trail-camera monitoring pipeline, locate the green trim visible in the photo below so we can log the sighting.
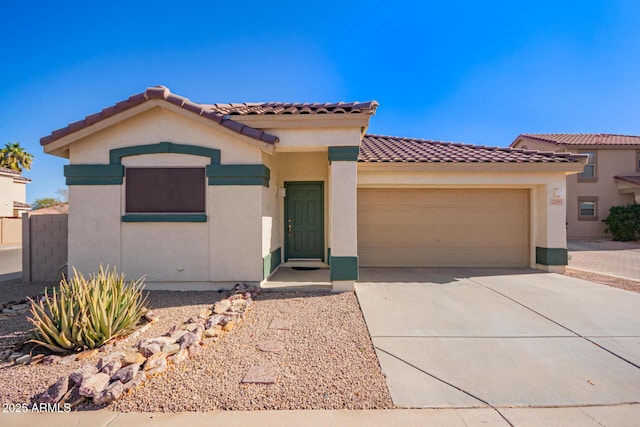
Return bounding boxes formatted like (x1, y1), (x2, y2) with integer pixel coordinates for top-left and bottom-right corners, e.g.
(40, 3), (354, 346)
(328, 146), (359, 161)
(109, 141), (220, 165)
(327, 248), (331, 265)
(536, 247), (568, 266)
(121, 214), (207, 223)
(263, 247), (282, 279)
(207, 164), (270, 187)
(64, 164), (124, 185)
(66, 176), (123, 185)
(330, 256), (358, 281)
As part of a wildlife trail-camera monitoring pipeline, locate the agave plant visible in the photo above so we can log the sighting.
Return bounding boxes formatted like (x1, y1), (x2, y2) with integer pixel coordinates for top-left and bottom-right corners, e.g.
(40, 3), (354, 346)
(27, 266), (148, 353)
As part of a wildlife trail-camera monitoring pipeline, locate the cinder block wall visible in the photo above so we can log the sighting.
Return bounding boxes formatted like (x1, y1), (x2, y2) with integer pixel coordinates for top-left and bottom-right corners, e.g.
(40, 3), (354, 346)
(22, 213), (68, 283)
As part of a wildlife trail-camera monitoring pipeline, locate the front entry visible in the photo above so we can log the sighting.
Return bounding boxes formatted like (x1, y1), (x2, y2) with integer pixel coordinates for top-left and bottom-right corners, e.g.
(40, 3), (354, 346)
(285, 182), (324, 261)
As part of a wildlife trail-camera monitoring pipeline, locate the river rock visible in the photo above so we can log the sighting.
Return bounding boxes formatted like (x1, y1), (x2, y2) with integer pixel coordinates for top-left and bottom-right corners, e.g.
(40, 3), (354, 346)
(123, 352), (146, 366)
(164, 343), (180, 356)
(123, 371), (146, 392)
(187, 344), (201, 357)
(203, 328), (219, 338)
(199, 308), (212, 318)
(168, 348), (188, 364)
(99, 359), (122, 377)
(69, 365), (99, 385)
(112, 363), (139, 383)
(179, 332), (198, 349)
(78, 372), (111, 398)
(213, 299), (231, 314)
(93, 380), (124, 405)
(223, 320), (236, 332)
(138, 342), (161, 357)
(144, 352), (167, 374)
(96, 352), (124, 370)
(205, 314), (226, 328)
(59, 354), (78, 365)
(37, 375), (69, 404)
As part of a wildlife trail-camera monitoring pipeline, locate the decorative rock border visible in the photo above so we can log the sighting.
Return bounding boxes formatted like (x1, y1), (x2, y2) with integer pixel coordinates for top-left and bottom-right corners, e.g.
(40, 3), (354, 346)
(33, 283), (258, 408)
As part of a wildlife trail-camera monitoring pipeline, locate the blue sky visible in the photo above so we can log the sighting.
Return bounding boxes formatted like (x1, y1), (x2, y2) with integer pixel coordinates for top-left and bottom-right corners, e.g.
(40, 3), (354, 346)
(2, 1), (640, 203)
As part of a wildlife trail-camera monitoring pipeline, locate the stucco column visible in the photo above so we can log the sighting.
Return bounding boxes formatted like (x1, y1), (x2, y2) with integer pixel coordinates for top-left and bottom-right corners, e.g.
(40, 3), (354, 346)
(328, 147), (359, 292)
(534, 178), (569, 273)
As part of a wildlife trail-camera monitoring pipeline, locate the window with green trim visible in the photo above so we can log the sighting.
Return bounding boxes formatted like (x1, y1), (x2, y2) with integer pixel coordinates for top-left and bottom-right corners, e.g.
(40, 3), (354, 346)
(125, 168), (205, 213)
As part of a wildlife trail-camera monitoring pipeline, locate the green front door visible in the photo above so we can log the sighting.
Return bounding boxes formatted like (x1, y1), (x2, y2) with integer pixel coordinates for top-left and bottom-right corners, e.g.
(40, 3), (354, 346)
(285, 182), (324, 260)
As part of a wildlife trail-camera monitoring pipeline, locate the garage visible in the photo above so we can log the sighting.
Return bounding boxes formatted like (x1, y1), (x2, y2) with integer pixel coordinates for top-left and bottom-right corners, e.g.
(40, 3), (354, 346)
(357, 188), (530, 267)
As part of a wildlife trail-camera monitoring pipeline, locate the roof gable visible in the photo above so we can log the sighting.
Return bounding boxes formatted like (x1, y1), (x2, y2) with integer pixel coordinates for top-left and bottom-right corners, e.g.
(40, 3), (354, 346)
(41, 86), (280, 149)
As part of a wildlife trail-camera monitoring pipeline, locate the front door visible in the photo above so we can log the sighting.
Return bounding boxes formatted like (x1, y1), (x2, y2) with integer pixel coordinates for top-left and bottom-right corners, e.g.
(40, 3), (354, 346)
(285, 182), (324, 261)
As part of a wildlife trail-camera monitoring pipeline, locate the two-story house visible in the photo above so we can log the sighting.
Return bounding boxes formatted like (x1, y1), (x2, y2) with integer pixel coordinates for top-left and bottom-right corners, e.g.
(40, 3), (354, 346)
(510, 134), (640, 239)
(0, 166), (31, 244)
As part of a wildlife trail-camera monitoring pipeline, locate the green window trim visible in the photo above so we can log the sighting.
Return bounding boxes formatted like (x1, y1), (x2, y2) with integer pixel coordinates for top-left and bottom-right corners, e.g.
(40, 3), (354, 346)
(328, 146), (360, 162)
(64, 164), (124, 185)
(535, 247), (568, 266)
(330, 256), (359, 281)
(121, 214), (207, 223)
(109, 141), (221, 165)
(66, 142), (270, 187)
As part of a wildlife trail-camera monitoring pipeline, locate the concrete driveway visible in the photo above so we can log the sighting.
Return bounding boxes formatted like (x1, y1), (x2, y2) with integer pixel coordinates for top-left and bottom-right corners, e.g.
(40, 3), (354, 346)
(355, 268), (640, 411)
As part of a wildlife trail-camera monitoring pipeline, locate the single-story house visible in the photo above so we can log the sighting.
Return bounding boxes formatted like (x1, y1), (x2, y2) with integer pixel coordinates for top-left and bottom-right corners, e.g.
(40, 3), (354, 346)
(41, 86), (587, 291)
(510, 133), (640, 238)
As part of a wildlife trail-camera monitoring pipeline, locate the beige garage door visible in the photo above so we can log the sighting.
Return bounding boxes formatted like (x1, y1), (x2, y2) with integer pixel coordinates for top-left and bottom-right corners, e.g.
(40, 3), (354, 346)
(358, 189), (529, 267)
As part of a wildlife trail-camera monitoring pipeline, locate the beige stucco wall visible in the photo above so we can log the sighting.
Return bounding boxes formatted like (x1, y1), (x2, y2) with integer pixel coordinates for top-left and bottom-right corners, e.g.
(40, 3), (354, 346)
(358, 167), (570, 271)
(513, 137), (638, 238)
(261, 152), (279, 259)
(266, 128), (361, 151)
(66, 108), (270, 288)
(0, 176), (27, 217)
(69, 107), (262, 165)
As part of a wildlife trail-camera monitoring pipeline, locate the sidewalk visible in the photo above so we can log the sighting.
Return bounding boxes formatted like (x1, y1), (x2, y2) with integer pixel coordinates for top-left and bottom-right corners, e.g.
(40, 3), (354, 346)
(2, 405), (640, 427)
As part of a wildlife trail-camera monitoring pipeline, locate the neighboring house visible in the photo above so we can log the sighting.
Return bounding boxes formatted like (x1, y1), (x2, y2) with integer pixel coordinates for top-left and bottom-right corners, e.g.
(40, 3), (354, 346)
(0, 166), (31, 217)
(40, 86), (586, 291)
(0, 166), (31, 244)
(510, 134), (640, 239)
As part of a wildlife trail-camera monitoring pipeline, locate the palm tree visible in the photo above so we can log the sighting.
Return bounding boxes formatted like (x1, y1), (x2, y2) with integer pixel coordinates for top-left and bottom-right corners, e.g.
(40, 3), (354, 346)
(0, 142), (33, 172)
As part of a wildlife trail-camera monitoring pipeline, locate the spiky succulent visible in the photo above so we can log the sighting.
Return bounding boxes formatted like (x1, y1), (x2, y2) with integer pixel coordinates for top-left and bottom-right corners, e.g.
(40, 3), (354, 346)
(28, 266), (148, 353)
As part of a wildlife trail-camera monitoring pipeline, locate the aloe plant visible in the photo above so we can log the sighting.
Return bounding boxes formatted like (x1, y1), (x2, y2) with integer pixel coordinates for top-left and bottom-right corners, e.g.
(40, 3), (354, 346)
(27, 266), (148, 353)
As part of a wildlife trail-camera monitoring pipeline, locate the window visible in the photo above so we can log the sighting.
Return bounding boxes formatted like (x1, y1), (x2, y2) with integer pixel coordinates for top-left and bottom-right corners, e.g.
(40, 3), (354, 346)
(125, 168), (205, 213)
(578, 151), (597, 181)
(577, 197), (598, 221)
(636, 151), (640, 172)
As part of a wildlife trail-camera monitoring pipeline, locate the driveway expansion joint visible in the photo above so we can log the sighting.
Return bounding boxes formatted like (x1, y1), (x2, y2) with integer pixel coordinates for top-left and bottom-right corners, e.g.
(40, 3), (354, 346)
(470, 278), (640, 371)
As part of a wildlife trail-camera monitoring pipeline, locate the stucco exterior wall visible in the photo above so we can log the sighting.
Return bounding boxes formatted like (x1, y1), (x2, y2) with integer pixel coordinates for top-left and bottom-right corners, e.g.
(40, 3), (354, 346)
(566, 149), (635, 238)
(257, 128), (361, 150)
(261, 152), (280, 260)
(513, 137), (638, 238)
(69, 107), (262, 165)
(66, 109), (269, 288)
(0, 176), (27, 217)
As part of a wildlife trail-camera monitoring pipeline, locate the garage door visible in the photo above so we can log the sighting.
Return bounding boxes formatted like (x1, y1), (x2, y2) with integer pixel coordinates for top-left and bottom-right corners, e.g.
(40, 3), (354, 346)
(358, 189), (529, 267)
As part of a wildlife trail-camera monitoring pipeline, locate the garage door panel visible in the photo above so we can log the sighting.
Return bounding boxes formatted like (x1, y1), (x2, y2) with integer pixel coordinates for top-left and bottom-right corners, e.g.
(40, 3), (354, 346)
(358, 189), (529, 267)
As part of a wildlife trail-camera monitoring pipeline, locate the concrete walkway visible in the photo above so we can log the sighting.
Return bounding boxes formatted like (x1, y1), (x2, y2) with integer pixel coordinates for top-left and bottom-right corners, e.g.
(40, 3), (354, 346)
(2, 406), (640, 426)
(356, 268), (640, 423)
(568, 239), (640, 281)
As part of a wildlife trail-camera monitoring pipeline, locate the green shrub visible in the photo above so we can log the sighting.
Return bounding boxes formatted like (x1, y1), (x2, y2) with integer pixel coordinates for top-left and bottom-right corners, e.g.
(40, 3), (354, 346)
(28, 266), (148, 353)
(603, 204), (640, 241)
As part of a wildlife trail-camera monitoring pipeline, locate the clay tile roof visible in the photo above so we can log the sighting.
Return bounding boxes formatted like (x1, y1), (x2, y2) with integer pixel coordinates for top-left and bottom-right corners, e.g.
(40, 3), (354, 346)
(13, 201), (31, 209)
(205, 100), (379, 116)
(0, 166), (20, 176)
(359, 134), (588, 164)
(41, 86), (279, 147)
(614, 175), (640, 187)
(515, 133), (640, 146)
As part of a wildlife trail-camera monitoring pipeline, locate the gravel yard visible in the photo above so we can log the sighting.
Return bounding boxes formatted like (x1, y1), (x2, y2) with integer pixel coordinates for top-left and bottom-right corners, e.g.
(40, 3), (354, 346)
(0, 286), (393, 411)
(565, 268), (640, 294)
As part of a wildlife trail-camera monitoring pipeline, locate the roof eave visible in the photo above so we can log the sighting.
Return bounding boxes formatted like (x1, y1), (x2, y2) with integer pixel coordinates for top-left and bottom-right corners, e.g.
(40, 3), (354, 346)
(357, 161), (586, 174)
(42, 101), (277, 159)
